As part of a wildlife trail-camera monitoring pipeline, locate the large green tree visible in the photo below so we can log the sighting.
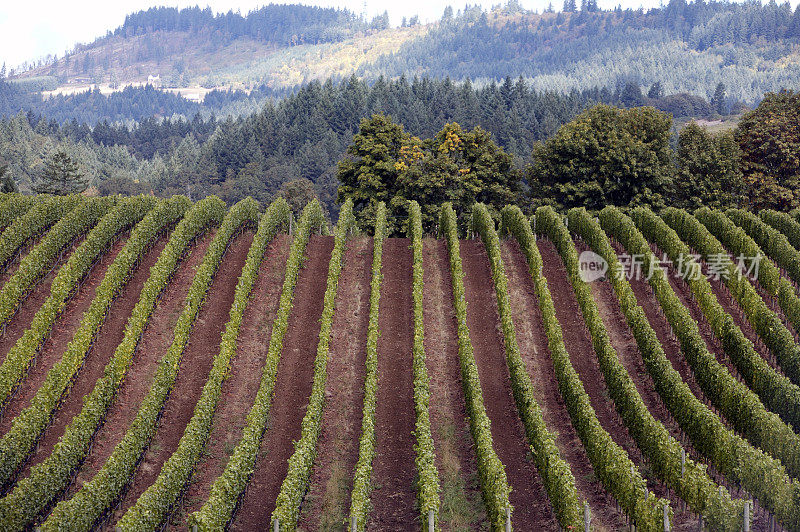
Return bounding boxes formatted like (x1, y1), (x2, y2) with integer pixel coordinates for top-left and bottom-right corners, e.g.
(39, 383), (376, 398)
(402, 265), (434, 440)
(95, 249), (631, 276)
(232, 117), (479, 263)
(673, 122), (745, 209)
(33, 150), (87, 195)
(528, 104), (674, 211)
(337, 114), (520, 232)
(736, 90), (800, 210)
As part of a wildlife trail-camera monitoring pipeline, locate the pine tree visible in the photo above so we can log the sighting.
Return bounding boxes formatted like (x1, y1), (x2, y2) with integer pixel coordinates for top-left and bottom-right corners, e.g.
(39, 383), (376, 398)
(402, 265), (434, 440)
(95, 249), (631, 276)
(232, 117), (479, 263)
(563, 0), (577, 12)
(33, 151), (87, 195)
(0, 164), (17, 193)
(711, 82), (727, 115)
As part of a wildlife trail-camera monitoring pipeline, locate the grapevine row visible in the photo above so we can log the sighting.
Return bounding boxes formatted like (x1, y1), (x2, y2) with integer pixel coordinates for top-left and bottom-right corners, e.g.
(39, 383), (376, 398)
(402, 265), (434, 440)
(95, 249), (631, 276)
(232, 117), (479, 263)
(348, 201), (386, 532)
(408, 200), (441, 528)
(440, 202), (512, 530)
(0, 195), (83, 272)
(729, 208), (800, 288)
(0, 195), (198, 530)
(611, 206), (800, 529)
(269, 200), (356, 531)
(39, 196), (251, 531)
(533, 206), (671, 530)
(0, 195), (37, 233)
(473, 204), (583, 529)
(761, 209), (800, 253)
(187, 200), (327, 530)
(656, 208), (800, 476)
(118, 198), (285, 530)
(688, 208), (800, 432)
(0, 195), (174, 493)
(0, 195), (156, 414)
(563, 207), (743, 530)
(0, 197), (112, 329)
(691, 208), (800, 389)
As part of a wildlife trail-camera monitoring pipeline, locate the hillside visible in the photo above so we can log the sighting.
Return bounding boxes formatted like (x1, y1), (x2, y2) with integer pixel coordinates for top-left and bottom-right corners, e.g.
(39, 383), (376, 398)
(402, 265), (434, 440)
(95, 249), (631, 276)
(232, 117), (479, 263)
(0, 194), (797, 530)
(11, 0), (800, 105)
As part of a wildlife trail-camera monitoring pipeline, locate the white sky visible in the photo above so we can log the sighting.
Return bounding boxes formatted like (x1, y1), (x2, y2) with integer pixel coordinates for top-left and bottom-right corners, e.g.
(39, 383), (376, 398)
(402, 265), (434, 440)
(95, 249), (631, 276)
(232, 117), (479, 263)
(1, 0), (794, 71)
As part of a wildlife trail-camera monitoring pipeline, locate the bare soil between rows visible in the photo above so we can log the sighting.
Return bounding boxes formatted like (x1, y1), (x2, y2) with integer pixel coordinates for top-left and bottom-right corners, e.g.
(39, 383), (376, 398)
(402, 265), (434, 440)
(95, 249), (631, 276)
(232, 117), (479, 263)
(19, 233), (170, 481)
(0, 236), (128, 432)
(502, 240), (627, 531)
(105, 230), (255, 525)
(298, 237), (371, 532)
(0, 236), (84, 365)
(57, 231), (215, 508)
(366, 238), (418, 530)
(422, 238), (486, 531)
(231, 235), (334, 531)
(459, 239), (557, 530)
(536, 239), (664, 496)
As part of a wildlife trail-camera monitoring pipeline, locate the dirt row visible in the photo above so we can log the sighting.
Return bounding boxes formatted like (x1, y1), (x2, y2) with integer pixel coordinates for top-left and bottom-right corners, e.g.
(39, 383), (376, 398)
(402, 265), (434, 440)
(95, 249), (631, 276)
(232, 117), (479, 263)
(0, 235), (85, 366)
(501, 240), (627, 530)
(171, 233), (293, 527)
(59, 231), (216, 510)
(422, 238), (486, 531)
(104, 230), (256, 526)
(298, 238), (371, 531)
(231, 235), (334, 531)
(0, 235), (129, 432)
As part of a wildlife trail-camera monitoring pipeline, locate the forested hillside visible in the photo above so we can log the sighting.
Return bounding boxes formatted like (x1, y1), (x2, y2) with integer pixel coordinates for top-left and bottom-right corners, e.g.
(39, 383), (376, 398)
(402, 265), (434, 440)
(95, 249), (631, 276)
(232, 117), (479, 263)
(11, 0), (800, 104)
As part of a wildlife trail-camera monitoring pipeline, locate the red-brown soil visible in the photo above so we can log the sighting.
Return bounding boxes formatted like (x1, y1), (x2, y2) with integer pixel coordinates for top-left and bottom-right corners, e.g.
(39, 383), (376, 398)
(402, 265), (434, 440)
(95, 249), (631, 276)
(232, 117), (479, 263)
(422, 238), (486, 531)
(459, 239), (557, 530)
(168, 234), (292, 528)
(230, 235), (334, 531)
(58, 231), (215, 505)
(706, 272), (787, 376)
(365, 238), (418, 530)
(297, 237), (371, 532)
(105, 230), (255, 524)
(0, 232), (44, 288)
(0, 236), (128, 431)
(501, 240), (627, 530)
(0, 237), (83, 364)
(17, 234), (170, 480)
(536, 239), (660, 493)
(574, 243), (697, 529)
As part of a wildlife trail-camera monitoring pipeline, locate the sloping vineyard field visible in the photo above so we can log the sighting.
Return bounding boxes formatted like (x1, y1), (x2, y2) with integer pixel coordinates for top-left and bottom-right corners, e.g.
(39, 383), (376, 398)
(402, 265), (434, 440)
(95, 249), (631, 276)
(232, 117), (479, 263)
(0, 192), (798, 531)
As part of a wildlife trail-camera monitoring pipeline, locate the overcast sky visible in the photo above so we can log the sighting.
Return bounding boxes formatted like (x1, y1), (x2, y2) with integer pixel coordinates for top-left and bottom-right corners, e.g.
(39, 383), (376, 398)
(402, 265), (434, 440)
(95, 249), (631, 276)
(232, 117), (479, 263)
(0, 0), (790, 71)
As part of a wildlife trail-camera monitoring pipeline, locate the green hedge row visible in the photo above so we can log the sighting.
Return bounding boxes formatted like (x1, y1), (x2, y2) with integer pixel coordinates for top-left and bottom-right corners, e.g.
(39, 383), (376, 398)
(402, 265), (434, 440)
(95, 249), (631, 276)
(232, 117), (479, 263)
(658, 207), (800, 477)
(0, 195), (171, 490)
(187, 200), (327, 531)
(0, 194), (37, 233)
(117, 198), (288, 530)
(38, 196), (250, 532)
(269, 200), (356, 531)
(728, 208), (800, 289)
(761, 209), (800, 253)
(473, 204), (583, 530)
(348, 201), (386, 532)
(693, 208), (800, 390)
(409, 200), (441, 529)
(533, 206), (670, 531)
(0, 197), (112, 329)
(0, 195), (156, 413)
(564, 207), (743, 530)
(0, 195), (83, 272)
(678, 208), (800, 437)
(620, 207), (800, 530)
(440, 202), (512, 530)
(0, 195), (199, 530)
